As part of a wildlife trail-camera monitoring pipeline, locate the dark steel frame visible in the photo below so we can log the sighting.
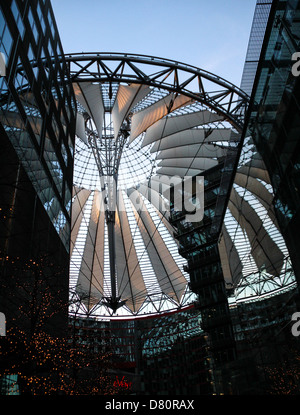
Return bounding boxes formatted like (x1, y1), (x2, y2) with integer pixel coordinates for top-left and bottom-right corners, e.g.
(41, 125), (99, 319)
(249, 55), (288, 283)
(63, 53), (249, 132)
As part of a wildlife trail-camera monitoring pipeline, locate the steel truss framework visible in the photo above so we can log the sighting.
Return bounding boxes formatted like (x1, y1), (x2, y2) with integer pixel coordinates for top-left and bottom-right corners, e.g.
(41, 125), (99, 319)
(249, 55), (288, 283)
(64, 53), (249, 131)
(61, 53), (251, 318)
(51, 53), (295, 319)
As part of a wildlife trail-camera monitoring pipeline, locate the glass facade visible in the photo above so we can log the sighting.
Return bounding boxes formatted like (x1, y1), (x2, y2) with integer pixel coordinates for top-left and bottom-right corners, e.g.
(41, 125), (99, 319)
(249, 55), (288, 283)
(0, 0), (76, 339)
(217, 0), (300, 395)
(248, 0), (300, 285)
(137, 307), (211, 395)
(0, 0), (76, 251)
(170, 163), (237, 374)
(69, 306), (212, 395)
(240, 0), (273, 96)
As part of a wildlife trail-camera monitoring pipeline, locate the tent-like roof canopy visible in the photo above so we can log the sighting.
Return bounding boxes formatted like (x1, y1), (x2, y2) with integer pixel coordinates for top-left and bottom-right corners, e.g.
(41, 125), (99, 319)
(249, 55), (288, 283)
(70, 82), (232, 317)
(65, 54), (294, 318)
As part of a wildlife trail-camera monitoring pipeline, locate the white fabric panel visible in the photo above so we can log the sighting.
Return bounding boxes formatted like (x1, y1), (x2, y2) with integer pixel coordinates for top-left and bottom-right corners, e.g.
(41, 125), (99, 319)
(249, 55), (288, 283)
(112, 83), (151, 139)
(228, 188), (284, 277)
(249, 156), (269, 175)
(246, 153), (266, 168)
(73, 83), (90, 113)
(73, 185), (83, 196)
(70, 187), (91, 256)
(158, 157), (218, 171)
(218, 225), (243, 286)
(1, 111), (66, 140)
(157, 143), (226, 160)
(49, 198), (62, 222)
(20, 92), (42, 111)
(115, 191), (147, 312)
(151, 128), (238, 153)
(89, 191), (105, 305)
(1, 111), (41, 134)
(75, 112), (88, 144)
(234, 172), (278, 227)
(114, 210), (129, 298)
(218, 231), (233, 286)
(150, 174), (182, 187)
(75, 82), (104, 139)
(145, 176), (201, 216)
(155, 210), (178, 245)
(142, 110), (224, 148)
(127, 191), (187, 302)
(140, 178), (173, 197)
(130, 93), (191, 142)
(0, 111), (24, 128)
(156, 167), (203, 177)
(128, 184), (177, 243)
(144, 176), (186, 216)
(237, 165), (271, 185)
(77, 191), (105, 310)
(130, 184), (169, 218)
(71, 187), (91, 228)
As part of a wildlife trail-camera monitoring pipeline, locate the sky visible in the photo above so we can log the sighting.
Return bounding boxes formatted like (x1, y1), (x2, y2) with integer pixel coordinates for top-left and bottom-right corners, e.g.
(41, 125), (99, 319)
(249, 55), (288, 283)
(50, 0), (257, 88)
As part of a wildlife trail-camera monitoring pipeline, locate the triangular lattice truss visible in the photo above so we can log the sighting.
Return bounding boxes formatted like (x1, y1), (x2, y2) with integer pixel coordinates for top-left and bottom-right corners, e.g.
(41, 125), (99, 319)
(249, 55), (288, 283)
(66, 53), (294, 318)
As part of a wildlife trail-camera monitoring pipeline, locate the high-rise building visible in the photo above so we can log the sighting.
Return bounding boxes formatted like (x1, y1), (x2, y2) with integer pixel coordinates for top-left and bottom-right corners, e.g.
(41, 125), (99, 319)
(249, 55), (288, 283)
(0, 0), (76, 335)
(248, 0), (300, 286)
(216, 0), (300, 394)
(240, 0), (273, 96)
(170, 0), (300, 393)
